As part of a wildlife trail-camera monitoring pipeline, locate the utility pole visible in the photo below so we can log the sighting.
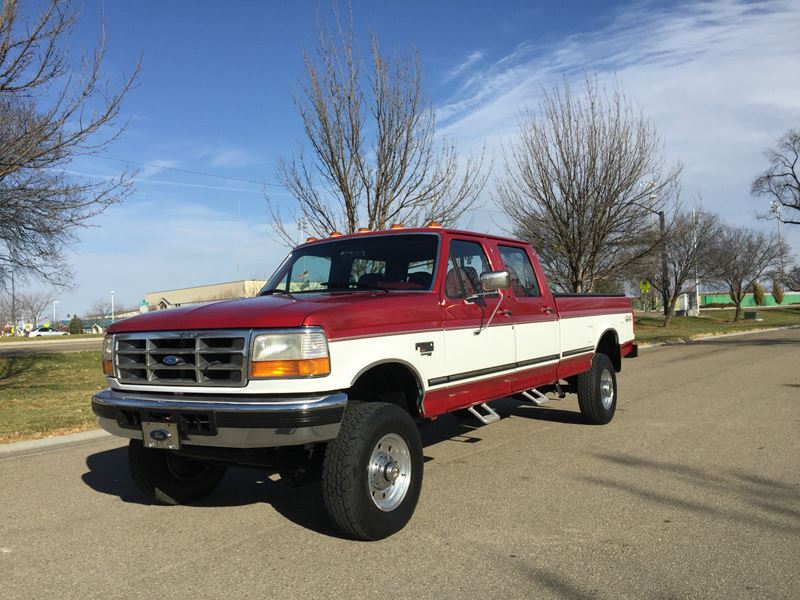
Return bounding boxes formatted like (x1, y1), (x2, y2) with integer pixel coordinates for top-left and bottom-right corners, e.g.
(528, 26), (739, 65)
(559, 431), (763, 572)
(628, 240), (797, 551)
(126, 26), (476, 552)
(10, 269), (15, 335)
(771, 200), (785, 282)
(53, 301), (58, 327)
(110, 290), (115, 323)
(659, 208), (668, 317)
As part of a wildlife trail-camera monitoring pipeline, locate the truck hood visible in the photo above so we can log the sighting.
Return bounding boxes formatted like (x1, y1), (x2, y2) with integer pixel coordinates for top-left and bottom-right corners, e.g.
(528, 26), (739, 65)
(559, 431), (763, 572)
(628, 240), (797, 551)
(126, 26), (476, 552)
(108, 292), (441, 340)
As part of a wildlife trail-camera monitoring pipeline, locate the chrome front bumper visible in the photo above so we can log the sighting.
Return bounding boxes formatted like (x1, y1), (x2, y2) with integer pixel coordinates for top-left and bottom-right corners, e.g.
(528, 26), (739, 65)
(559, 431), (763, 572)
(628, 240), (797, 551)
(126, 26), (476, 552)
(91, 388), (347, 448)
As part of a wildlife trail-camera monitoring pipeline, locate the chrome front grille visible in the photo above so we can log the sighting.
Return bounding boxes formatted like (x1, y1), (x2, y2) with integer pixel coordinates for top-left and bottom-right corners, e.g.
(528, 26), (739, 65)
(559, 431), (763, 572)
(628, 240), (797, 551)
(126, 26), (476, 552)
(114, 331), (249, 387)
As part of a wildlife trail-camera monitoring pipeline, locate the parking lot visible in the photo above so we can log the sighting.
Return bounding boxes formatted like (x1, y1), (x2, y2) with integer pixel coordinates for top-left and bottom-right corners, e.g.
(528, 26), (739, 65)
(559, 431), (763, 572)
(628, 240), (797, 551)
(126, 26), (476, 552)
(1, 328), (798, 600)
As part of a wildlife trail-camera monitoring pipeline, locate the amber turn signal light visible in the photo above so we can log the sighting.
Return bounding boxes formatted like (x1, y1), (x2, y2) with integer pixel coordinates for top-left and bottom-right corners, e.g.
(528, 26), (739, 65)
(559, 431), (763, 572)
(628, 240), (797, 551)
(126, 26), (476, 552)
(103, 359), (114, 375)
(250, 357), (330, 378)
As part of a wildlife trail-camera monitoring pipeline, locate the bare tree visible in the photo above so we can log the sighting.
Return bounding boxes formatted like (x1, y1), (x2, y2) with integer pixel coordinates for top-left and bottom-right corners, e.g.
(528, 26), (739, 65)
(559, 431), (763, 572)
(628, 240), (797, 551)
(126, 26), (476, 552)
(706, 225), (782, 321)
(496, 76), (682, 292)
(633, 210), (721, 326)
(752, 129), (800, 224)
(87, 299), (111, 321)
(271, 15), (487, 245)
(16, 290), (54, 326)
(0, 1), (139, 288)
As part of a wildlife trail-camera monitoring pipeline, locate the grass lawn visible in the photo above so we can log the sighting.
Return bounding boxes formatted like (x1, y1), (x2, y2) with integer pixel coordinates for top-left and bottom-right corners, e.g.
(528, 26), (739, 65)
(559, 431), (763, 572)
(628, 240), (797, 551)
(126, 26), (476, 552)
(0, 351), (105, 443)
(635, 306), (800, 343)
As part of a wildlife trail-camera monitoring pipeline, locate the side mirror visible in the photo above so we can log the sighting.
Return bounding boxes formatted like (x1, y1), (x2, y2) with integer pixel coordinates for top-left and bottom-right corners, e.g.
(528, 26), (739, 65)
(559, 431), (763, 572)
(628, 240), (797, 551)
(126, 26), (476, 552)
(480, 270), (510, 292)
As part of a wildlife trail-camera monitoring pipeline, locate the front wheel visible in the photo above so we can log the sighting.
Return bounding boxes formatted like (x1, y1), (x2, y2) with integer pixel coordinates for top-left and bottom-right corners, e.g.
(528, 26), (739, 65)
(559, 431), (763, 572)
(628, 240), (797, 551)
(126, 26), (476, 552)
(321, 402), (423, 540)
(128, 440), (227, 505)
(576, 353), (617, 425)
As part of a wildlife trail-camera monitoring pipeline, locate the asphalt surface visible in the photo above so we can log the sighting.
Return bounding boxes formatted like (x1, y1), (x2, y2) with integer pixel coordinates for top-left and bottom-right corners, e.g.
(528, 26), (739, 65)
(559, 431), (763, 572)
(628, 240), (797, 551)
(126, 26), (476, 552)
(0, 337), (102, 356)
(1, 328), (798, 599)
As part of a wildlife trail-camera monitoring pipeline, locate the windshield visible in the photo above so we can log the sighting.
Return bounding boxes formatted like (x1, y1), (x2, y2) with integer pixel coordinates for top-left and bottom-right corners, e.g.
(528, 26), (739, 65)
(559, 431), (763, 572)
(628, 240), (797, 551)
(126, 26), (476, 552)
(263, 233), (439, 294)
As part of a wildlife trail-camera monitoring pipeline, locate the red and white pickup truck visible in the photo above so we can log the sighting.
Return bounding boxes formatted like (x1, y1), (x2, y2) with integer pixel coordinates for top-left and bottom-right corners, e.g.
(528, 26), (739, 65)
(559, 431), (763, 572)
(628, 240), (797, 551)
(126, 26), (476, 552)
(93, 226), (636, 539)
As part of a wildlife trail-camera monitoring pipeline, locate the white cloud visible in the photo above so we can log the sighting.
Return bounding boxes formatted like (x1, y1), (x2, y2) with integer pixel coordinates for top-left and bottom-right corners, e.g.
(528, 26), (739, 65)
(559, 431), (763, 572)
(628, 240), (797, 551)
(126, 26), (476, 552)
(139, 159), (178, 178)
(436, 0), (800, 252)
(208, 147), (258, 168)
(444, 50), (484, 82)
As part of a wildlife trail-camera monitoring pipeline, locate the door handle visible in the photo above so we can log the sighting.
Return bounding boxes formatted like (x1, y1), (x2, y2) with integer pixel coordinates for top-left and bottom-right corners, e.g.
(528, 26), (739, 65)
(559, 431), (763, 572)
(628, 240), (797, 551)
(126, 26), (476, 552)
(499, 309), (513, 316)
(542, 306), (554, 314)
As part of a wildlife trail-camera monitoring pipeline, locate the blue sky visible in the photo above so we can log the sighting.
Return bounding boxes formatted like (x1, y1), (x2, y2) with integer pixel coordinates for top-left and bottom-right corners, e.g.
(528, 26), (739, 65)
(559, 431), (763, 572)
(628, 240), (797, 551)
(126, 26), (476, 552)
(46, 0), (800, 317)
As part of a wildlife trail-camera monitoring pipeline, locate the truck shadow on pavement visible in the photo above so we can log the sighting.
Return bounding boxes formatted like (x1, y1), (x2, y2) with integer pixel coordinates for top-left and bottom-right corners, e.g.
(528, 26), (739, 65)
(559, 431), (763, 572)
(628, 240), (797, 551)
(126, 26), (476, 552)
(78, 412), (506, 538)
(81, 398), (591, 538)
(580, 453), (800, 536)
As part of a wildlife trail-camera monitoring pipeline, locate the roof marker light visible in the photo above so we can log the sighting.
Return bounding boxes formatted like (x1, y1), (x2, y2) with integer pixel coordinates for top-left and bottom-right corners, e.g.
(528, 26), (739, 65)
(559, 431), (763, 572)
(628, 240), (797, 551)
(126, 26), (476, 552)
(329, 231), (342, 237)
(390, 223), (404, 230)
(426, 221), (442, 228)
(306, 236), (319, 242)
(357, 227), (370, 233)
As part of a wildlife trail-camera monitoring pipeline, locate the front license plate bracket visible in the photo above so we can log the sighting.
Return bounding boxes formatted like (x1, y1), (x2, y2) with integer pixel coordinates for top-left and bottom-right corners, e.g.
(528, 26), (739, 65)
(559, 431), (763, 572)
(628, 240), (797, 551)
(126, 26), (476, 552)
(141, 421), (180, 450)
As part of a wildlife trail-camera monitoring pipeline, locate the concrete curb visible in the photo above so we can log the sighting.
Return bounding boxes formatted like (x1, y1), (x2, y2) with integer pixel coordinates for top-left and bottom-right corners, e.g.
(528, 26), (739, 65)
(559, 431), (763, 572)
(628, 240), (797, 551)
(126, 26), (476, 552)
(637, 323), (800, 349)
(0, 429), (111, 458)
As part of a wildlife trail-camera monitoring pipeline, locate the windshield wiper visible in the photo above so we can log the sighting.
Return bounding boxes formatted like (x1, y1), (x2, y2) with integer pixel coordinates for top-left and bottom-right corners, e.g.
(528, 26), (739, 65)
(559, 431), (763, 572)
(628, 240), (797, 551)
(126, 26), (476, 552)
(260, 289), (288, 296)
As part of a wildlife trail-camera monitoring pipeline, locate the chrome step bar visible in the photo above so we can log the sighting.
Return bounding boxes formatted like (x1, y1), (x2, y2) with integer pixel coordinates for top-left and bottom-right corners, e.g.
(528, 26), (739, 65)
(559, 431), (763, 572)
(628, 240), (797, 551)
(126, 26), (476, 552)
(467, 402), (500, 424)
(519, 388), (561, 406)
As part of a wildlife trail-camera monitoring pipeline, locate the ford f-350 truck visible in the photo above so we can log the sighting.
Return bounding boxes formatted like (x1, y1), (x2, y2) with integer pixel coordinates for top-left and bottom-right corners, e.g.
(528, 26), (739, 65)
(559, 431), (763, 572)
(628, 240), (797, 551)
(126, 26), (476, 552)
(93, 226), (637, 540)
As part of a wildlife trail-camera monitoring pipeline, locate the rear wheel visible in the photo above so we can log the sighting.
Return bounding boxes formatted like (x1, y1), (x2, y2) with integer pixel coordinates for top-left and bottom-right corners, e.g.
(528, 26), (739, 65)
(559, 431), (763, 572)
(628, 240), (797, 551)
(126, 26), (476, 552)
(128, 440), (227, 505)
(321, 402), (423, 540)
(576, 353), (617, 425)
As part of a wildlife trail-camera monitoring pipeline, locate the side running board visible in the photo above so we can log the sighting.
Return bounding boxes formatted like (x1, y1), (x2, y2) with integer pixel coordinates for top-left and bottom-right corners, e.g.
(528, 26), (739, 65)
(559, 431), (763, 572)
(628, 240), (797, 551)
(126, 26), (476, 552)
(467, 403), (500, 424)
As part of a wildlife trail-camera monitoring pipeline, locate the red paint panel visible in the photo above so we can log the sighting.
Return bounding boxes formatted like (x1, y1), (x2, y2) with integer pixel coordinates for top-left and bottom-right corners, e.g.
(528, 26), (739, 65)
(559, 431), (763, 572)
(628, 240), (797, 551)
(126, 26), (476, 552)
(621, 340), (635, 357)
(514, 361), (559, 392)
(423, 373), (515, 417)
(557, 353), (593, 380)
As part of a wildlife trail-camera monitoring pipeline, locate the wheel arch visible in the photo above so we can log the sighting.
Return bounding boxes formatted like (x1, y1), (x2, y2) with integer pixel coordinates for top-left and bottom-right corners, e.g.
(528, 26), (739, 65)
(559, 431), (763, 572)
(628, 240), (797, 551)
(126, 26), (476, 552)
(349, 359), (425, 419)
(595, 328), (621, 372)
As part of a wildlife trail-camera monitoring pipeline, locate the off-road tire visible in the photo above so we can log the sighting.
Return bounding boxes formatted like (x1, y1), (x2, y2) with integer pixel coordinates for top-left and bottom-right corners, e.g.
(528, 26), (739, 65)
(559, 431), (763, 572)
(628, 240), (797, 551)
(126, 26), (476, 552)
(128, 440), (227, 505)
(576, 353), (617, 425)
(321, 402), (423, 540)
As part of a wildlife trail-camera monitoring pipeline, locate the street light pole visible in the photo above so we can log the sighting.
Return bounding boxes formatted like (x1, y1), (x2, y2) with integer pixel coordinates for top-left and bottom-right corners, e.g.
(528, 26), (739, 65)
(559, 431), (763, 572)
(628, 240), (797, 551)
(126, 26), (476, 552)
(110, 290), (115, 323)
(770, 200), (784, 282)
(53, 300), (58, 327)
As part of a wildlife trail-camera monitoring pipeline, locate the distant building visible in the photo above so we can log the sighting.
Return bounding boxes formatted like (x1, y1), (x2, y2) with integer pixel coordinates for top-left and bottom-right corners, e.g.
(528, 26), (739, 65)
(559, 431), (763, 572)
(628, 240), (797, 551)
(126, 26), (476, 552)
(144, 280), (267, 311)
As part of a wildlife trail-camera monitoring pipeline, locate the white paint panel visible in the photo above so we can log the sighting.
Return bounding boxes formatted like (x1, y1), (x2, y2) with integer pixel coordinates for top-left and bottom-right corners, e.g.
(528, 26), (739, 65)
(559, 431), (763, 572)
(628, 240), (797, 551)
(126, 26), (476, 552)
(444, 323), (516, 378)
(515, 320), (560, 364)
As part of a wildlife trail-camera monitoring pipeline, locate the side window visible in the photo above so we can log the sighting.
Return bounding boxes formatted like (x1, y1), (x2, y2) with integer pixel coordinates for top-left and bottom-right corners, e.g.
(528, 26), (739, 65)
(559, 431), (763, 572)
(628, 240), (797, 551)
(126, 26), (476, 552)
(284, 255), (332, 292)
(445, 240), (491, 299)
(498, 245), (541, 298)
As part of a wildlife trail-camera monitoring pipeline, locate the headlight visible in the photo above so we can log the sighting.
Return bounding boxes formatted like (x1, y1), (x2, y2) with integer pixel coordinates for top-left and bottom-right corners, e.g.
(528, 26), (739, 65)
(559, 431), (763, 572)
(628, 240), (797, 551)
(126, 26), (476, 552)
(102, 335), (114, 376)
(250, 329), (330, 378)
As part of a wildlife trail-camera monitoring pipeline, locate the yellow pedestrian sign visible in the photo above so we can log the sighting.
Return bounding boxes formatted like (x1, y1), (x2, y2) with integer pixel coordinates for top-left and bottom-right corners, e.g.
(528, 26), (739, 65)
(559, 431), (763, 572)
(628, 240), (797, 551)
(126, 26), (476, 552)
(639, 280), (651, 294)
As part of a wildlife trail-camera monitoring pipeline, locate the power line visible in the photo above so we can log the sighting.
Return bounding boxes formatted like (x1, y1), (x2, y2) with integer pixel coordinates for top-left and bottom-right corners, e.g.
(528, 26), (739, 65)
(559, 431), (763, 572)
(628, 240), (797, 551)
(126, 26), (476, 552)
(95, 156), (284, 188)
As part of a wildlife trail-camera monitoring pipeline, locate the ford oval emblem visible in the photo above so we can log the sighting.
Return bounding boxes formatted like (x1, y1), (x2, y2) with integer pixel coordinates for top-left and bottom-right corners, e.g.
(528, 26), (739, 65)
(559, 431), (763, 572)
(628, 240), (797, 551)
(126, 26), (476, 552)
(162, 355), (182, 366)
(149, 429), (171, 442)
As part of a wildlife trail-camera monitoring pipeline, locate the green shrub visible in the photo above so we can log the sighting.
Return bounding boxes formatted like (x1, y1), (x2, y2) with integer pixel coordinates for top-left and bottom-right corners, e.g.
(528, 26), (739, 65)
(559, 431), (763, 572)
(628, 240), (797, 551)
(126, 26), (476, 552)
(752, 282), (765, 306)
(69, 315), (83, 335)
(773, 280), (785, 305)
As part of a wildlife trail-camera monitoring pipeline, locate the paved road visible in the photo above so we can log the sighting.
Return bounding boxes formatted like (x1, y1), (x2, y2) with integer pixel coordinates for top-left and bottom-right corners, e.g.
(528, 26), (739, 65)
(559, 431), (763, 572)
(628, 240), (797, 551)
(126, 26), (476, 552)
(1, 329), (798, 600)
(0, 337), (102, 356)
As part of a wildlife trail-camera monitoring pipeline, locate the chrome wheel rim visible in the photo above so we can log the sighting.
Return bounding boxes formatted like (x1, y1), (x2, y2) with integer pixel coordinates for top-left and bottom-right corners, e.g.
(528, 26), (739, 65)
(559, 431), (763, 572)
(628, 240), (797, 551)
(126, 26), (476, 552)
(600, 369), (614, 409)
(368, 433), (412, 512)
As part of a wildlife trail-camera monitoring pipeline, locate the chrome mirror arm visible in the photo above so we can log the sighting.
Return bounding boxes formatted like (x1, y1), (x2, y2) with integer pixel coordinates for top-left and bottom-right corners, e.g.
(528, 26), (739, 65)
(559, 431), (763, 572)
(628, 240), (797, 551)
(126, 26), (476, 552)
(474, 290), (504, 335)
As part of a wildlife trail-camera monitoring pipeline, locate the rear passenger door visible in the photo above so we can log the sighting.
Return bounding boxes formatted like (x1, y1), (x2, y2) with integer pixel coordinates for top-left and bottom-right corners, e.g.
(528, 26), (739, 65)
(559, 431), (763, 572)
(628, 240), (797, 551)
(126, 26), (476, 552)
(428, 238), (515, 413)
(496, 244), (560, 391)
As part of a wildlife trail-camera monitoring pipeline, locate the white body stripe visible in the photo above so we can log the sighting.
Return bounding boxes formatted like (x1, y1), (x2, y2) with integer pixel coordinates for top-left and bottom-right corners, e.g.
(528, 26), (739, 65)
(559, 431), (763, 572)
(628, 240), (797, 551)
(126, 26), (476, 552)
(106, 312), (633, 396)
